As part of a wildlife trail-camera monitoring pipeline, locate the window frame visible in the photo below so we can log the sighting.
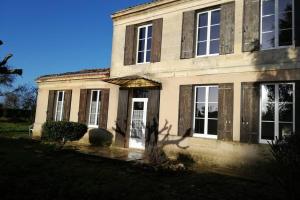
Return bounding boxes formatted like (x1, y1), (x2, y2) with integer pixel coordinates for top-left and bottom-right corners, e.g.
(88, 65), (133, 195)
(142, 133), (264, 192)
(259, 83), (295, 144)
(195, 8), (221, 58)
(136, 24), (153, 64)
(54, 91), (65, 122)
(193, 85), (219, 139)
(260, 0), (295, 50)
(88, 90), (101, 128)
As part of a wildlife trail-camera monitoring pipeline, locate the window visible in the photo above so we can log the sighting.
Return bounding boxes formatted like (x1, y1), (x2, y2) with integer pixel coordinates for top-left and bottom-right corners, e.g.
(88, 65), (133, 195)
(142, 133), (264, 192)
(54, 91), (64, 121)
(260, 83), (295, 143)
(88, 90), (101, 128)
(137, 24), (152, 64)
(261, 0), (294, 49)
(196, 9), (220, 56)
(193, 86), (219, 138)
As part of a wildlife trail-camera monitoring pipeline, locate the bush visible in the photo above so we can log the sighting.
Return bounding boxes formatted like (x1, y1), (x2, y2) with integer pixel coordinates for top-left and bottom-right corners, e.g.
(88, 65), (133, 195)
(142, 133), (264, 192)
(89, 128), (113, 147)
(42, 121), (87, 143)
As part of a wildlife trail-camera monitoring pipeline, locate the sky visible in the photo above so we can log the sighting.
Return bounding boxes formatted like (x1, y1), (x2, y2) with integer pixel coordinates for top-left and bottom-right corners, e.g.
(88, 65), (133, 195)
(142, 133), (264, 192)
(0, 0), (150, 87)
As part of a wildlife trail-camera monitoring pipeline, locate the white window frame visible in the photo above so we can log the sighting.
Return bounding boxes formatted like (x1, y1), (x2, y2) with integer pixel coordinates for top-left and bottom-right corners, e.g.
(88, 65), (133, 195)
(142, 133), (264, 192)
(54, 91), (65, 122)
(136, 24), (152, 64)
(195, 8), (220, 57)
(259, 83), (295, 144)
(193, 85), (218, 139)
(88, 90), (101, 128)
(260, 0), (295, 50)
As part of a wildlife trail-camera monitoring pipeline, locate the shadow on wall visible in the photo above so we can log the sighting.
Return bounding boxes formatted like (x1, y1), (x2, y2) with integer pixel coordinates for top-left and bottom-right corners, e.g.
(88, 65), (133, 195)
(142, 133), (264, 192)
(88, 128), (113, 147)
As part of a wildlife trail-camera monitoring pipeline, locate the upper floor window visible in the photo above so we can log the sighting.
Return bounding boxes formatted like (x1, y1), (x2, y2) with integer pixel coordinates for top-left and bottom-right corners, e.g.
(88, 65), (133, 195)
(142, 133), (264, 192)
(261, 0), (294, 49)
(196, 9), (220, 57)
(88, 90), (101, 128)
(137, 24), (152, 64)
(55, 91), (64, 121)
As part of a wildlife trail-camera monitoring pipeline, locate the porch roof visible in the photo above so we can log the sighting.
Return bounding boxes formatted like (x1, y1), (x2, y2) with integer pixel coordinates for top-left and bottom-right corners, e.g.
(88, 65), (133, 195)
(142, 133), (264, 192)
(103, 75), (161, 88)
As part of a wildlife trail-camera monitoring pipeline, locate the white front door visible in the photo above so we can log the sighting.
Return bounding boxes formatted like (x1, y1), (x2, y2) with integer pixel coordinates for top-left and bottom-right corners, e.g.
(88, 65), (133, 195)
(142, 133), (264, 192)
(129, 98), (148, 149)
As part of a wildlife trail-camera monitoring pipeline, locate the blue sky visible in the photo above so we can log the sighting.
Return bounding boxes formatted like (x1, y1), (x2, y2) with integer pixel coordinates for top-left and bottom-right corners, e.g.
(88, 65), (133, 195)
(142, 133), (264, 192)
(0, 0), (150, 86)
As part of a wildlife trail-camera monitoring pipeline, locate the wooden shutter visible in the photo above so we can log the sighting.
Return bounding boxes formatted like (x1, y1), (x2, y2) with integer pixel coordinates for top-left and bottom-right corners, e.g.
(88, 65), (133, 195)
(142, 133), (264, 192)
(295, 81), (300, 134)
(295, 1), (300, 46)
(124, 25), (137, 65)
(240, 82), (260, 143)
(178, 85), (193, 136)
(99, 89), (110, 129)
(78, 89), (88, 124)
(146, 89), (160, 147)
(151, 18), (163, 63)
(46, 90), (56, 121)
(180, 10), (196, 59)
(62, 90), (72, 121)
(115, 89), (129, 147)
(242, 0), (260, 52)
(217, 83), (234, 141)
(220, 2), (235, 55)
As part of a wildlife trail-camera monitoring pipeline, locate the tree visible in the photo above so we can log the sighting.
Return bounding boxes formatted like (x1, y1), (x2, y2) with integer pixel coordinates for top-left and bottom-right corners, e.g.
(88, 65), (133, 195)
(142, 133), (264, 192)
(0, 40), (22, 76)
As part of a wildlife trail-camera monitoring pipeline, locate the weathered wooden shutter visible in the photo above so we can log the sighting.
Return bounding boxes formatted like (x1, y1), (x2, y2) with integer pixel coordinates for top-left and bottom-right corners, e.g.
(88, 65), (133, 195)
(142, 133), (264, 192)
(242, 0), (260, 52)
(180, 10), (196, 59)
(178, 85), (193, 136)
(146, 89), (160, 147)
(240, 82), (260, 143)
(295, 1), (300, 46)
(62, 90), (72, 121)
(124, 25), (137, 65)
(295, 81), (300, 134)
(115, 89), (129, 147)
(217, 83), (234, 141)
(46, 90), (56, 121)
(78, 89), (88, 124)
(220, 2), (235, 55)
(151, 18), (163, 63)
(99, 89), (110, 129)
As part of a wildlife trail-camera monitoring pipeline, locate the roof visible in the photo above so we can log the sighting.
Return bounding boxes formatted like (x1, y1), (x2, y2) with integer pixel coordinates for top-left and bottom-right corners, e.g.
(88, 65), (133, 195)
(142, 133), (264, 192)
(36, 68), (110, 82)
(103, 75), (161, 88)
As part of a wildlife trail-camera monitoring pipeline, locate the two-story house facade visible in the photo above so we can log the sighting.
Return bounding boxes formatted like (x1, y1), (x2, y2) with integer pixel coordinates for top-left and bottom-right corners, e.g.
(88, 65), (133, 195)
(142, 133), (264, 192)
(34, 0), (300, 166)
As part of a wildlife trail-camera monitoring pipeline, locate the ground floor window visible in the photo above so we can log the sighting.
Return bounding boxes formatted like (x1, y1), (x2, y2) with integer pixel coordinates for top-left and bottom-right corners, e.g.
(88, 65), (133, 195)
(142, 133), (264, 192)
(260, 83), (295, 143)
(55, 91), (65, 121)
(193, 85), (219, 138)
(88, 90), (101, 128)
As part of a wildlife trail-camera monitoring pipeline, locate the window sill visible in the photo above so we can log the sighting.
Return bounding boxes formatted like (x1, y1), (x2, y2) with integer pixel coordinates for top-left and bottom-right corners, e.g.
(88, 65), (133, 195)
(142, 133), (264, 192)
(260, 45), (295, 51)
(88, 125), (99, 129)
(193, 133), (217, 139)
(195, 53), (219, 58)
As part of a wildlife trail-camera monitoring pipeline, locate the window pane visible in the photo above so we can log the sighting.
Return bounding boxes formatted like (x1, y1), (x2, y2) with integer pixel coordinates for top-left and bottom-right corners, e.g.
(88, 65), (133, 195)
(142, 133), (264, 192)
(137, 52), (144, 63)
(210, 25), (220, 40)
(134, 102), (144, 110)
(197, 42), (207, 56)
(261, 122), (275, 140)
(139, 27), (146, 39)
(209, 40), (219, 54)
(279, 123), (293, 139)
(198, 13), (208, 27)
(58, 92), (63, 101)
(92, 91), (98, 101)
(279, 12), (293, 29)
(147, 26), (152, 37)
(208, 87), (218, 102)
(207, 119), (218, 135)
(146, 51), (151, 62)
(262, 0), (275, 15)
(196, 87), (206, 102)
(91, 102), (97, 113)
(262, 15), (275, 32)
(279, 103), (293, 122)
(211, 10), (220, 25)
(279, 84), (293, 102)
(262, 85), (275, 102)
(208, 103), (218, 118)
(279, 0), (293, 12)
(147, 38), (152, 50)
(279, 29), (293, 46)
(262, 32), (275, 49)
(198, 27), (207, 41)
(262, 102), (275, 121)
(194, 119), (205, 134)
(138, 39), (145, 51)
(89, 113), (96, 125)
(195, 103), (205, 118)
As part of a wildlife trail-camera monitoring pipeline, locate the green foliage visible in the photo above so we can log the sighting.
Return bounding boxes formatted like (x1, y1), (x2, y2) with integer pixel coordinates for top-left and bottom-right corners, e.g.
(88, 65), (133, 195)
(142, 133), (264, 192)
(42, 121), (87, 143)
(89, 128), (113, 147)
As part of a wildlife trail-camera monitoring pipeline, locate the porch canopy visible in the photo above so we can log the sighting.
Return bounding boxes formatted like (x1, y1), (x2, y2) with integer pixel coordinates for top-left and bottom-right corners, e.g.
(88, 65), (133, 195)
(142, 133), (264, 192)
(103, 75), (161, 88)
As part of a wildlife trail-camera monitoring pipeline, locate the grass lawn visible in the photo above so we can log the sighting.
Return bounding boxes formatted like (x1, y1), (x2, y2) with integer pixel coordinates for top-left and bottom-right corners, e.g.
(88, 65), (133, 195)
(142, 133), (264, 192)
(0, 137), (284, 200)
(0, 120), (32, 137)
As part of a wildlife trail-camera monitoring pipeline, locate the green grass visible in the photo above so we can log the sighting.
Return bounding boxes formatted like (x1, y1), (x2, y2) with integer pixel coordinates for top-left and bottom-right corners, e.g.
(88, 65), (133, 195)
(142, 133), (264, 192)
(0, 137), (285, 200)
(0, 121), (32, 137)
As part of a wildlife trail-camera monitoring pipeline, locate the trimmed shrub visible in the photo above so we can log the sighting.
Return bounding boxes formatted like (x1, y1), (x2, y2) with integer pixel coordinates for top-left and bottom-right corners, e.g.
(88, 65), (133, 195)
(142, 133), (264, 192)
(88, 128), (113, 147)
(42, 121), (87, 143)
